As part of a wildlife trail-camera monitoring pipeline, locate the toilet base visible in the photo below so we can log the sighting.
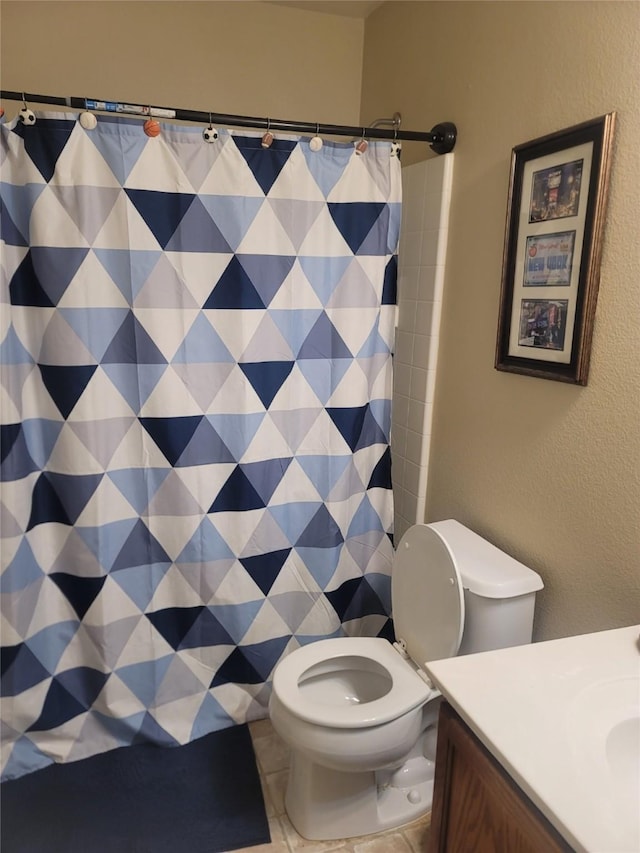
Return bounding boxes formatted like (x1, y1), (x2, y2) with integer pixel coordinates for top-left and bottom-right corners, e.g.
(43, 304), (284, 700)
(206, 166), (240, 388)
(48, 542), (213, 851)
(284, 750), (435, 841)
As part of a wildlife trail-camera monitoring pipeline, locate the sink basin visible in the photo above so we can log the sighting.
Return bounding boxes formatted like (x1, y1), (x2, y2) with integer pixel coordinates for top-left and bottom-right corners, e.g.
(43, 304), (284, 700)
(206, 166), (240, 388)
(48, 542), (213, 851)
(607, 716), (640, 796)
(603, 680), (640, 812)
(569, 675), (640, 848)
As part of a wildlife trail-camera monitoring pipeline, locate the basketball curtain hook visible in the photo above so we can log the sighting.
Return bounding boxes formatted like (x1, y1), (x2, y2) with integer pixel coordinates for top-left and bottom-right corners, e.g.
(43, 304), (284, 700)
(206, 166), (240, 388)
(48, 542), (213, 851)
(19, 92), (36, 126)
(203, 113), (218, 143)
(310, 122), (323, 152)
(143, 106), (161, 138)
(261, 118), (274, 149)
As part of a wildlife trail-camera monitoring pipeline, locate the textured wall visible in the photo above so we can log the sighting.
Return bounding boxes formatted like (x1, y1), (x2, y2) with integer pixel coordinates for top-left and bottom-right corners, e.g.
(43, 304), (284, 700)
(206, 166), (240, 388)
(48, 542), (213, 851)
(361, 1), (640, 640)
(0, 2), (364, 124)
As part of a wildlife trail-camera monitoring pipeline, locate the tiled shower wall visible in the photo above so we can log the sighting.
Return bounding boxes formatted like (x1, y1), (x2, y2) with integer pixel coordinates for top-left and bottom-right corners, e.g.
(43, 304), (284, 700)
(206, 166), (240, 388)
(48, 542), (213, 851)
(392, 154), (454, 541)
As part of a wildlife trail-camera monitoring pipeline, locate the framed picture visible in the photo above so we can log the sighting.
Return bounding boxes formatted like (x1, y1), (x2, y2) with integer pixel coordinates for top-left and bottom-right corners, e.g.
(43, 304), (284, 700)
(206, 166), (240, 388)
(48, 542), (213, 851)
(495, 114), (616, 384)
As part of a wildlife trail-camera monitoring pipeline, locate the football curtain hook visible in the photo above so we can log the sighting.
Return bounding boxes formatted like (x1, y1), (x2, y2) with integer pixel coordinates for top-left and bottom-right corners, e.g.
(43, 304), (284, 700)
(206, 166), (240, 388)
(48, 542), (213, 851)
(261, 118), (274, 149)
(355, 128), (368, 155)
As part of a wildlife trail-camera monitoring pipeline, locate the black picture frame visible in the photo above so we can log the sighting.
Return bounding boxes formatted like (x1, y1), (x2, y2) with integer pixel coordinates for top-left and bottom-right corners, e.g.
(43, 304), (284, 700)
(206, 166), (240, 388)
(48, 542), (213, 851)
(495, 114), (616, 385)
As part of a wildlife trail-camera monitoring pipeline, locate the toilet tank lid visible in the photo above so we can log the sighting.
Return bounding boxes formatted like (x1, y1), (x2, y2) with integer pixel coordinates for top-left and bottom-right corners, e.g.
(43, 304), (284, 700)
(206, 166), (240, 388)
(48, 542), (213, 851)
(428, 520), (544, 599)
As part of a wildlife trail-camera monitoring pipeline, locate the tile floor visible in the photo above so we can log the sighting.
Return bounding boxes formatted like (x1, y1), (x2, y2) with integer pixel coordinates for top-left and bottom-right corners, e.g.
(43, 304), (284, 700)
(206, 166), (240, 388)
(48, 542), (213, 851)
(231, 719), (431, 853)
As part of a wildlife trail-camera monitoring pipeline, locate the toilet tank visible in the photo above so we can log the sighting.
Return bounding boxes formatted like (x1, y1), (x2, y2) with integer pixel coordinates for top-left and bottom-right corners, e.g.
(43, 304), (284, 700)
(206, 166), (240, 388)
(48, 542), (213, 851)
(429, 520), (544, 655)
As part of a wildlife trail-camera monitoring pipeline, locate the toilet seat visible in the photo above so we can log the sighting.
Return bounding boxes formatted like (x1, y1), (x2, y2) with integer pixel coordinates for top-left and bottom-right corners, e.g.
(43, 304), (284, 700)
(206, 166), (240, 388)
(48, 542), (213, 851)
(272, 636), (435, 729)
(393, 524), (465, 669)
(271, 524), (465, 732)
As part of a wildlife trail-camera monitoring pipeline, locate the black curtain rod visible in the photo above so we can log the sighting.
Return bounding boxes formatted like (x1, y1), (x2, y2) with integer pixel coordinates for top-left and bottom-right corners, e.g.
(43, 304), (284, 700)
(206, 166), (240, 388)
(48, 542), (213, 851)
(0, 90), (457, 154)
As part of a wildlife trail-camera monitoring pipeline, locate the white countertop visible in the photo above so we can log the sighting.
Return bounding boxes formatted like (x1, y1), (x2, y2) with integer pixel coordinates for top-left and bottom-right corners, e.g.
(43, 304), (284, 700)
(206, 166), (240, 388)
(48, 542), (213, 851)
(425, 624), (640, 853)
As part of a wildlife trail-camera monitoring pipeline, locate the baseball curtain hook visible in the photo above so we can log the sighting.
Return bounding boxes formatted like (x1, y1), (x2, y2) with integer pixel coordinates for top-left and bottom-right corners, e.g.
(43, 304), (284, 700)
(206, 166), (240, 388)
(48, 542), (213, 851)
(261, 117), (274, 149)
(19, 92), (36, 126)
(310, 122), (323, 152)
(203, 112), (218, 143)
(79, 98), (97, 130)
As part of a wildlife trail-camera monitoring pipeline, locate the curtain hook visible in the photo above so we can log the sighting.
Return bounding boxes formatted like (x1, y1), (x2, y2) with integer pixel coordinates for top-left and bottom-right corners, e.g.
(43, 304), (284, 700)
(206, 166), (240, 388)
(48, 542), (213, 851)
(310, 121), (323, 152)
(391, 122), (401, 157)
(19, 92), (36, 126)
(79, 96), (97, 130)
(144, 105), (161, 138)
(203, 111), (218, 143)
(261, 117), (274, 149)
(355, 127), (368, 155)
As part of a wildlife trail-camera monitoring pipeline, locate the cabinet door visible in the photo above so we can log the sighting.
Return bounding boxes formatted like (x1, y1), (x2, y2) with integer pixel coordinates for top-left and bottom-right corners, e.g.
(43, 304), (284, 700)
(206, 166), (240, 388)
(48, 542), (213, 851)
(429, 702), (573, 853)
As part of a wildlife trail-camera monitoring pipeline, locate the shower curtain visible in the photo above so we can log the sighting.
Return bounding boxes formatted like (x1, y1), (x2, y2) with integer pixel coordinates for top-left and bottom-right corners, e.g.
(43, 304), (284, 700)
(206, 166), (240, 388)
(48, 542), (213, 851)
(0, 112), (399, 781)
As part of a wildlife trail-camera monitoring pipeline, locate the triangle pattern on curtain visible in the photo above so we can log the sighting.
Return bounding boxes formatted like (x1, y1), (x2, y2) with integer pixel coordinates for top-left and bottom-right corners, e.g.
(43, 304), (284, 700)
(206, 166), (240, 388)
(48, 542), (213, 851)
(0, 114), (400, 782)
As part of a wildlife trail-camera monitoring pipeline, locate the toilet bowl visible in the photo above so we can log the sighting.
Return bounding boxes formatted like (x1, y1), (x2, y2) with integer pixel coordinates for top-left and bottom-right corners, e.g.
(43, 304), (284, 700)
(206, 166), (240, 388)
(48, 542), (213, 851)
(269, 520), (544, 840)
(270, 637), (435, 772)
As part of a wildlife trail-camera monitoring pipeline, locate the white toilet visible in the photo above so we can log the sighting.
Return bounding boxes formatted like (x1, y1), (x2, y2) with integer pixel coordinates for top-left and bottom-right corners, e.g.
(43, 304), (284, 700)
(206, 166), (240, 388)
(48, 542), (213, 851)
(269, 520), (544, 840)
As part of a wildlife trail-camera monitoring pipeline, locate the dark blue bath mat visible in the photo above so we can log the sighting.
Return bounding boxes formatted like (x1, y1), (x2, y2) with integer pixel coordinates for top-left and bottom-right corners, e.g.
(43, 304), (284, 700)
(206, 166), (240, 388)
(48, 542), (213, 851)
(0, 724), (270, 853)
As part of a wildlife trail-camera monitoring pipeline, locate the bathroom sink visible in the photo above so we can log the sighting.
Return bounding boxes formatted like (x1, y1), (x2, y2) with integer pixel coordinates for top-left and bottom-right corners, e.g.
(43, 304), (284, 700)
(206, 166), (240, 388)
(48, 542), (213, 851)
(425, 624), (640, 852)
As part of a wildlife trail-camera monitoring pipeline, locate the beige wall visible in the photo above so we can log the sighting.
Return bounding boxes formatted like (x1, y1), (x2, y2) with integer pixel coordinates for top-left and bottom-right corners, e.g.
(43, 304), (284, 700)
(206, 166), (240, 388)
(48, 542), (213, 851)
(0, 2), (364, 124)
(362, 1), (640, 640)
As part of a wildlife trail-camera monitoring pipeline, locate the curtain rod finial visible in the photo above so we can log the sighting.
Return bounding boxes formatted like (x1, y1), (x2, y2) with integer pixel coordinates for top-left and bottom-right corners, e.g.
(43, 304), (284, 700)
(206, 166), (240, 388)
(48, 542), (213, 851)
(430, 122), (456, 155)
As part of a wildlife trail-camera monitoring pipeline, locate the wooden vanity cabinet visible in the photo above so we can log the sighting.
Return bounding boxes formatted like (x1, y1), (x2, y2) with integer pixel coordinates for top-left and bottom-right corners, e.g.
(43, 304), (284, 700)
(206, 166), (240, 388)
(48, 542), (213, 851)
(428, 702), (573, 853)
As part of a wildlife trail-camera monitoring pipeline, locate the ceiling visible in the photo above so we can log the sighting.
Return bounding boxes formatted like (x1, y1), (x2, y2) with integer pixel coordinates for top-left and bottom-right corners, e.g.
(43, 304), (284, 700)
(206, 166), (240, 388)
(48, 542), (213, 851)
(267, 1), (385, 18)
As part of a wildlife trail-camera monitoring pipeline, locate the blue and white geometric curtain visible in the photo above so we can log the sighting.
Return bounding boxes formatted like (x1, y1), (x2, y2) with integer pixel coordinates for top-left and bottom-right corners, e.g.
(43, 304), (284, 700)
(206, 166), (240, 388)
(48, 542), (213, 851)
(0, 112), (399, 781)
